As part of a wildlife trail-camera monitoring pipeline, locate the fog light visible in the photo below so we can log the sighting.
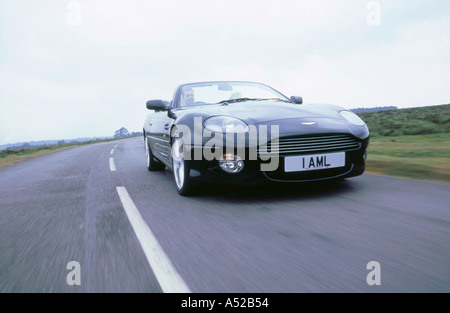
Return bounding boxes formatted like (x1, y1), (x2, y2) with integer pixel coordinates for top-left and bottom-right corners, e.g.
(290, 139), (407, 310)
(219, 154), (244, 173)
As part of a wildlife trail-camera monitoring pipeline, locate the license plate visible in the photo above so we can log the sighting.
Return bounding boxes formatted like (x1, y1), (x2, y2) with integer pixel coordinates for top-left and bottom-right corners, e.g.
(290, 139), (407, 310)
(284, 152), (345, 172)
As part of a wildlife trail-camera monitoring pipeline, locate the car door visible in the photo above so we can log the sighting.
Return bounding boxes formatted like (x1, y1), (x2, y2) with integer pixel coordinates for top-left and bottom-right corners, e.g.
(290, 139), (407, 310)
(147, 104), (174, 165)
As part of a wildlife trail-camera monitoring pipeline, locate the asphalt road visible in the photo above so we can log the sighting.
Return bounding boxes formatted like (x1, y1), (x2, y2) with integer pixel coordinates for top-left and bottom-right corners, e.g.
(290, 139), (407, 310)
(1, 136), (449, 292)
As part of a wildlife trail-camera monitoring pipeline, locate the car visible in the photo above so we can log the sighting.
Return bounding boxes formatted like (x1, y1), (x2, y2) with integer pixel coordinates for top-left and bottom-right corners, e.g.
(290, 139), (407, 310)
(143, 81), (369, 196)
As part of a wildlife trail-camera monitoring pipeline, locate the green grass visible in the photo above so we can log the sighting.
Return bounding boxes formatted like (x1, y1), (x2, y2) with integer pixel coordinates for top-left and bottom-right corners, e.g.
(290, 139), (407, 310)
(357, 104), (450, 136)
(356, 104), (450, 182)
(365, 132), (450, 182)
(0, 137), (134, 168)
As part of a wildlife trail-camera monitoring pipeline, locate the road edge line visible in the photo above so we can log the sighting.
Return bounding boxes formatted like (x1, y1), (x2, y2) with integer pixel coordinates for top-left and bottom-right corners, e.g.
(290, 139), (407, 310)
(116, 186), (191, 293)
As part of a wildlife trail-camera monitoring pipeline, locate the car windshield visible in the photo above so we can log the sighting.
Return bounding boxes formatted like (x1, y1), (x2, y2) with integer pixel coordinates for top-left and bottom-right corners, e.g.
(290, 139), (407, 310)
(178, 82), (290, 107)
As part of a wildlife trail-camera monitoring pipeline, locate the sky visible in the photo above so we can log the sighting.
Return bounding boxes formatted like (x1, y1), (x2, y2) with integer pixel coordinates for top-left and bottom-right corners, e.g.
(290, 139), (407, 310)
(0, 0), (449, 145)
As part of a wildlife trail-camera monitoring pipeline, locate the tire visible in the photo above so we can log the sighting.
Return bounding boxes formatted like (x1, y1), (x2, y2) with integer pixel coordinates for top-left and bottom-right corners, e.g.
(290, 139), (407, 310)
(171, 129), (196, 196)
(145, 137), (165, 171)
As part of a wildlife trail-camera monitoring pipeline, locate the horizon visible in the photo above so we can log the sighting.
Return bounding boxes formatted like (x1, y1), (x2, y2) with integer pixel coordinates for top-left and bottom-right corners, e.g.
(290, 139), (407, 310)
(1, 103), (448, 148)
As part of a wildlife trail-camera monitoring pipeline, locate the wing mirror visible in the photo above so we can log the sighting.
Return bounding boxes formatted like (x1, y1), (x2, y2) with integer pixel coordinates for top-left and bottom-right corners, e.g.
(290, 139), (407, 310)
(146, 100), (169, 111)
(290, 96), (303, 104)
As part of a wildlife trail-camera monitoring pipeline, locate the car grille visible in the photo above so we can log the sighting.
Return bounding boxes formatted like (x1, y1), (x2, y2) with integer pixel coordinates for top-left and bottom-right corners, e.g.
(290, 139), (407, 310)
(258, 134), (361, 157)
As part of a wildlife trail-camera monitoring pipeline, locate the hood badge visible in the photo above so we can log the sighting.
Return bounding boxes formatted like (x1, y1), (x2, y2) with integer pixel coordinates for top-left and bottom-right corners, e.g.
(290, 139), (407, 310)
(301, 122), (316, 126)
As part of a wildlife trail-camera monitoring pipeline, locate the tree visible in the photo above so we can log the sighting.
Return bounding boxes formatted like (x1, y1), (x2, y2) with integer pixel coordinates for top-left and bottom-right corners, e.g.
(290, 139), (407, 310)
(114, 127), (130, 138)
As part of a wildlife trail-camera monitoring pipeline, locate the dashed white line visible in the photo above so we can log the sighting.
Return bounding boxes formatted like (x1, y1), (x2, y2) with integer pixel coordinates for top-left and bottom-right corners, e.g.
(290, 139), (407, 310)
(113, 144), (118, 148)
(109, 157), (116, 171)
(110, 149), (115, 155)
(116, 186), (191, 293)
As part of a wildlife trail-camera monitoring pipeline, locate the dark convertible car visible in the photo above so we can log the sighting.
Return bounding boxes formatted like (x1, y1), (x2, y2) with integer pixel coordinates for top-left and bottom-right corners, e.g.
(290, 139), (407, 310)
(143, 81), (369, 195)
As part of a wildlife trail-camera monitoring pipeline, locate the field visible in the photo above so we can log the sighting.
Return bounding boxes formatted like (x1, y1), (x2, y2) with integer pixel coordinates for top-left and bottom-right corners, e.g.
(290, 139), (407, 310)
(364, 133), (450, 182)
(357, 104), (450, 137)
(358, 104), (450, 182)
(0, 138), (127, 168)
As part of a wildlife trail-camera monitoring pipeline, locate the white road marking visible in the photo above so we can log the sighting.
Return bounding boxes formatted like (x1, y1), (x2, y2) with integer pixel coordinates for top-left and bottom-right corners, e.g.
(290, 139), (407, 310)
(110, 149), (115, 155)
(109, 157), (116, 171)
(114, 144), (118, 148)
(116, 186), (191, 293)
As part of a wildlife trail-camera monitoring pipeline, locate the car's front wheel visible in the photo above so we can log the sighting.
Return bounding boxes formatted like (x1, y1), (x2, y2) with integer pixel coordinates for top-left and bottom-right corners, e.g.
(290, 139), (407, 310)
(171, 129), (196, 196)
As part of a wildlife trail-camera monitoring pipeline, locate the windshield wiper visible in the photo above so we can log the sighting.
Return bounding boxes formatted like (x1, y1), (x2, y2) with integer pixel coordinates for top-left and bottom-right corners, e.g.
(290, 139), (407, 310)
(218, 97), (290, 105)
(218, 97), (260, 105)
(260, 98), (291, 103)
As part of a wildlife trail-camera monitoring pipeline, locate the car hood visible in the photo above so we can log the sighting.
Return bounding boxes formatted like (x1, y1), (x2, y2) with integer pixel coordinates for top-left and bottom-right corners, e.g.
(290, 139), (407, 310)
(187, 100), (344, 124)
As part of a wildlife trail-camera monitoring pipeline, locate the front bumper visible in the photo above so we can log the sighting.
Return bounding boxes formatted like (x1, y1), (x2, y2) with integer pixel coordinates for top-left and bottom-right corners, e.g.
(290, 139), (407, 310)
(183, 135), (369, 185)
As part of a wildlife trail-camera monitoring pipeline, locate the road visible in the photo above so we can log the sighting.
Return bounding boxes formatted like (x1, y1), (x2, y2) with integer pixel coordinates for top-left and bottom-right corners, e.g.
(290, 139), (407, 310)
(1, 137), (449, 292)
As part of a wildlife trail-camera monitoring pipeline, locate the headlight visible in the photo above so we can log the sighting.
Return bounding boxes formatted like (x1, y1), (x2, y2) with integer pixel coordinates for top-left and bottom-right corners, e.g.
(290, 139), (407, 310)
(339, 110), (366, 126)
(203, 116), (249, 133)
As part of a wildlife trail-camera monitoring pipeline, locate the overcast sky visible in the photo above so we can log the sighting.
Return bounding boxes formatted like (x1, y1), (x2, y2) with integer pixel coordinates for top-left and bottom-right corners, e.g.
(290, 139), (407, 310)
(0, 0), (449, 145)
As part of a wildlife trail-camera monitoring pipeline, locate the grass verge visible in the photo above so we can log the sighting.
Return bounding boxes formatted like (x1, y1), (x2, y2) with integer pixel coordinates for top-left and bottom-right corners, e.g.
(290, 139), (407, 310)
(0, 137), (136, 169)
(365, 133), (450, 183)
